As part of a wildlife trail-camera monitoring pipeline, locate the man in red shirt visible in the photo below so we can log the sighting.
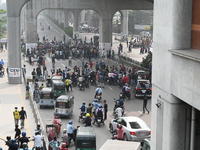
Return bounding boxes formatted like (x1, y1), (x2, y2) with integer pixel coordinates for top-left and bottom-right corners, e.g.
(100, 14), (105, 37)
(89, 61), (94, 69)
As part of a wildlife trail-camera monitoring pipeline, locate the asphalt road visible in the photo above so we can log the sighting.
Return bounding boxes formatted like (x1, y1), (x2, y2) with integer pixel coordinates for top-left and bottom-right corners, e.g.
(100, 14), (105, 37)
(24, 15), (152, 149)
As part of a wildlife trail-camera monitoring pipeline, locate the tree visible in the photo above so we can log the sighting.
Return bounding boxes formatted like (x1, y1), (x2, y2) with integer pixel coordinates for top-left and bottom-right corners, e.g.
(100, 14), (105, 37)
(140, 51), (152, 69)
(0, 9), (7, 38)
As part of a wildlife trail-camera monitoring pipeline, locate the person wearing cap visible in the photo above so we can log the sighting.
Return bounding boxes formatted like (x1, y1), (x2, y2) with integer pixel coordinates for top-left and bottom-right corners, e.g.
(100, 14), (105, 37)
(84, 113), (92, 127)
(62, 129), (68, 147)
(13, 107), (20, 126)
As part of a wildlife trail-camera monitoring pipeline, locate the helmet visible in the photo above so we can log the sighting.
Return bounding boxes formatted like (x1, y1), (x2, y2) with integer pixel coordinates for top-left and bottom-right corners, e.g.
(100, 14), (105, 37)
(63, 129), (67, 133)
(98, 104), (102, 108)
(11, 139), (16, 143)
(93, 99), (97, 102)
(118, 124), (122, 129)
(22, 132), (26, 136)
(68, 121), (73, 125)
(98, 85), (100, 87)
(86, 113), (90, 117)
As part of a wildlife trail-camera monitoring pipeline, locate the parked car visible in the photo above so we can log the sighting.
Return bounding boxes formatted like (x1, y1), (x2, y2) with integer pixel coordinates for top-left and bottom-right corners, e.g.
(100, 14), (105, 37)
(109, 117), (151, 141)
(134, 79), (152, 98)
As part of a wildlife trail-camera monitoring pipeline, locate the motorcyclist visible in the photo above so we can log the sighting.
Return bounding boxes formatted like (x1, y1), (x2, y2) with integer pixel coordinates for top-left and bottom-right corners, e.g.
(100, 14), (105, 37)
(92, 99), (99, 115)
(53, 116), (62, 136)
(33, 131), (43, 150)
(122, 83), (131, 100)
(59, 143), (68, 150)
(18, 132), (29, 148)
(94, 85), (102, 98)
(5, 136), (12, 148)
(9, 139), (18, 150)
(84, 113), (92, 127)
(115, 95), (124, 107)
(115, 105), (123, 118)
(67, 121), (74, 144)
(93, 105), (104, 125)
(79, 102), (87, 122)
(112, 124), (124, 140)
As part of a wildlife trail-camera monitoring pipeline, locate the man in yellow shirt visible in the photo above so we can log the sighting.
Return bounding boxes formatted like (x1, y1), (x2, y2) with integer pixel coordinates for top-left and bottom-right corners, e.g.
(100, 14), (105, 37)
(65, 78), (69, 92)
(13, 107), (20, 126)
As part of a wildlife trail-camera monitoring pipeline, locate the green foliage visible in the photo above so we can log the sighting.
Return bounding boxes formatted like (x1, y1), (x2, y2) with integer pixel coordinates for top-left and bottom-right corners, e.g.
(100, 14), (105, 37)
(140, 51), (152, 69)
(0, 9), (6, 14)
(0, 14), (7, 38)
(58, 22), (64, 29)
(64, 26), (73, 38)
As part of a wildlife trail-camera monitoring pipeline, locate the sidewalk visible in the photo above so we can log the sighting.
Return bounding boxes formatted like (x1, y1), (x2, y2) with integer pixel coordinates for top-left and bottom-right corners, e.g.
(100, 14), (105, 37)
(0, 51), (35, 149)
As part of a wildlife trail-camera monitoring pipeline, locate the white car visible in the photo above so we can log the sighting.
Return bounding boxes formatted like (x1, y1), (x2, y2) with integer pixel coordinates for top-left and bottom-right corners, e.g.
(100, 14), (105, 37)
(109, 117), (151, 141)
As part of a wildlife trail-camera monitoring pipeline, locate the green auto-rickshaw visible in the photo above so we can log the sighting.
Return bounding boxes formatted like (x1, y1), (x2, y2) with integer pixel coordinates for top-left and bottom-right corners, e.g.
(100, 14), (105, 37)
(52, 80), (66, 99)
(76, 127), (96, 150)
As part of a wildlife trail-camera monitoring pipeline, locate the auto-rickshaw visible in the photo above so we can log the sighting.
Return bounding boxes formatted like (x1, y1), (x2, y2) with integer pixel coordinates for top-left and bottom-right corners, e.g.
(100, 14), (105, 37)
(75, 127), (96, 150)
(39, 87), (54, 109)
(47, 75), (63, 87)
(52, 80), (66, 99)
(54, 95), (74, 118)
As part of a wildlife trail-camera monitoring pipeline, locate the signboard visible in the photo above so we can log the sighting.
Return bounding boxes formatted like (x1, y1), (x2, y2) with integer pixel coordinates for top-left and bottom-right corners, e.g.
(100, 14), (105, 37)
(26, 43), (37, 52)
(0, 39), (7, 43)
(134, 25), (150, 30)
(8, 68), (20, 77)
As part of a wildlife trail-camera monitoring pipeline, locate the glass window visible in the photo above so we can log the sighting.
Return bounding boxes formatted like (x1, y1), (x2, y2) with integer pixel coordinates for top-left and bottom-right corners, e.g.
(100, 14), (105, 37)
(121, 119), (127, 127)
(55, 102), (69, 108)
(129, 122), (141, 129)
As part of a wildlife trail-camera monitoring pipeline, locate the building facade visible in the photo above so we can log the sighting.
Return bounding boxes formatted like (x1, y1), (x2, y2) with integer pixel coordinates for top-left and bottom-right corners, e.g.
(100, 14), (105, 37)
(152, 0), (200, 149)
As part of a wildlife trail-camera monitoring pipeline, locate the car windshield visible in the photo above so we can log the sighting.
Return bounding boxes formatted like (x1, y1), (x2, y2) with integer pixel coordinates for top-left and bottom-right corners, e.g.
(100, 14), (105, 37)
(138, 81), (151, 88)
(54, 85), (65, 90)
(129, 122), (141, 129)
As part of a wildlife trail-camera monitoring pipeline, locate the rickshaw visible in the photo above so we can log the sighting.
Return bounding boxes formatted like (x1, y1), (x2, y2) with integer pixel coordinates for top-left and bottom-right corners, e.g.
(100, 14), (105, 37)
(47, 75), (63, 87)
(54, 95), (74, 118)
(52, 80), (66, 99)
(39, 87), (54, 109)
(75, 127), (96, 150)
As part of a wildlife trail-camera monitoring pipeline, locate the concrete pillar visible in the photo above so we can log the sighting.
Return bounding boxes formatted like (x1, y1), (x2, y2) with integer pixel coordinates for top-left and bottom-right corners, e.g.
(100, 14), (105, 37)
(58, 10), (63, 24)
(152, 0), (193, 149)
(87, 10), (92, 26)
(80, 10), (85, 24)
(7, 0), (30, 84)
(63, 9), (69, 28)
(71, 10), (81, 39)
(121, 10), (128, 39)
(99, 16), (112, 51)
(25, 1), (37, 43)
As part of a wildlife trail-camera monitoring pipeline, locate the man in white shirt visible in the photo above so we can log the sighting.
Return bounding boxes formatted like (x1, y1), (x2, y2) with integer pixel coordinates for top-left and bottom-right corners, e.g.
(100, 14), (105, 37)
(115, 106), (123, 118)
(33, 131), (43, 149)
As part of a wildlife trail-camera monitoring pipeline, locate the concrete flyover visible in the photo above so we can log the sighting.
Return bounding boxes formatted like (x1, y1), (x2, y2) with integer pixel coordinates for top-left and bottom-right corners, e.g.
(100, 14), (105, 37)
(7, 0), (153, 84)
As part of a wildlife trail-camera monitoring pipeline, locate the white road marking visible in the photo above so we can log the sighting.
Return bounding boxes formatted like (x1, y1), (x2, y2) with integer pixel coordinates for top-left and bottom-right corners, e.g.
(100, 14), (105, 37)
(61, 63), (65, 68)
(109, 87), (113, 90)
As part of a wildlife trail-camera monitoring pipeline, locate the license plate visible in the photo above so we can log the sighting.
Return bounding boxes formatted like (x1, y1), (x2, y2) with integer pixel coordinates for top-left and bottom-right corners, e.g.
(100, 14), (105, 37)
(141, 90), (146, 93)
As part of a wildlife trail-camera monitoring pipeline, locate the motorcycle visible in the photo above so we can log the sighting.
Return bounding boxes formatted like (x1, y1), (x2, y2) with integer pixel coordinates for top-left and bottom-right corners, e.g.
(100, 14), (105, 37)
(78, 82), (85, 90)
(97, 117), (102, 127)
(46, 81), (51, 87)
(0, 69), (4, 77)
(79, 112), (86, 123)
(97, 94), (102, 103)
(85, 80), (89, 88)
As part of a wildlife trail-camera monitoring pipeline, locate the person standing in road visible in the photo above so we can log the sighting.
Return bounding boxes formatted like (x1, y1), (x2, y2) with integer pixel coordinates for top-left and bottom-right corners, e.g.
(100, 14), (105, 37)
(103, 100), (108, 120)
(19, 107), (27, 129)
(13, 107), (20, 126)
(49, 137), (58, 150)
(143, 95), (149, 114)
